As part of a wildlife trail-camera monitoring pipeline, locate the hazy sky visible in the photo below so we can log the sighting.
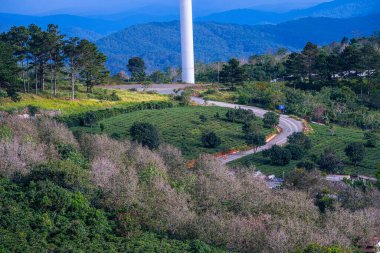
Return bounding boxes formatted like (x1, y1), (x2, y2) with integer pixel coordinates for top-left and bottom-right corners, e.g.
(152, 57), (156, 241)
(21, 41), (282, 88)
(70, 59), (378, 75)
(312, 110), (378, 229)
(0, 0), (331, 15)
(0, 0), (328, 16)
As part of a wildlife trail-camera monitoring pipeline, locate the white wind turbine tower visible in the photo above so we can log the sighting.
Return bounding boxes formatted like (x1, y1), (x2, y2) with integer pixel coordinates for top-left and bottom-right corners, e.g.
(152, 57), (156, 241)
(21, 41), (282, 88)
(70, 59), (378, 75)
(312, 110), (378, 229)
(180, 0), (195, 84)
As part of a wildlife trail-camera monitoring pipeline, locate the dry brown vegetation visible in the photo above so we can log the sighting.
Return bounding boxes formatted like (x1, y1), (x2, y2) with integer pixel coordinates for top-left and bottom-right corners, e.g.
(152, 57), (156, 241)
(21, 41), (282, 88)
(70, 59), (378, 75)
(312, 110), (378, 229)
(0, 116), (379, 252)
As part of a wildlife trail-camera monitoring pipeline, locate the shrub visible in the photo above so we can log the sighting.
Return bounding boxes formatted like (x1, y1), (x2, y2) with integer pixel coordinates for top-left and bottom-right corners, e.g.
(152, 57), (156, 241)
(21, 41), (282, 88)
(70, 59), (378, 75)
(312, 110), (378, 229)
(226, 108), (256, 123)
(0, 125), (13, 141)
(0, 89), (7, 98)
(22, 161), (91, 192)
(364, 131), (379, 148)
(201, 131), (222, 148)
(298, 244), (352, 253)
(318, 148), (343, 173)
(83, 111), (99, 127)
(286, 144), (305, 160)
(175, 90), (192, 106)
(263, 112), (280, 128)
(242, 120), (262, 135)
(199, 114), (208, 122)
(110, 132), (121, 140)
(288, 132), (312, 150)
(345, 142), (365, 165)
(316, 191), (336, 213)
(263, 145), (292, 165)
(7, 87), (21, 102)
(99, 123), (105, 132)
(204, 88), (217, 95)
(296, 160), (315, 171)
(245, 132), (266, 150)
(57, 144), (88, 169)
(130, 122), (160, 150)
(110, 91), (121, 101)
(27, 105), (39, 117)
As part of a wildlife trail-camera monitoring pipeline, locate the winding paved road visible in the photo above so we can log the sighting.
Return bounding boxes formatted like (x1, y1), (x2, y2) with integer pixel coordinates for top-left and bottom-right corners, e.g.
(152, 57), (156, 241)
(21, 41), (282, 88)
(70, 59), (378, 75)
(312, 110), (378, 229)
(103, 84), (304, 164)
(191, 97), (304, 164)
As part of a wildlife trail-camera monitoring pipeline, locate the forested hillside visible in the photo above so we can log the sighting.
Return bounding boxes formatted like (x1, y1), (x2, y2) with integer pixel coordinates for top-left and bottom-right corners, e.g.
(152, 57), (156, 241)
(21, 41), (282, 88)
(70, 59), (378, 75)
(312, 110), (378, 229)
(97, 13), (380, 73)
(0, 116), (379, 252)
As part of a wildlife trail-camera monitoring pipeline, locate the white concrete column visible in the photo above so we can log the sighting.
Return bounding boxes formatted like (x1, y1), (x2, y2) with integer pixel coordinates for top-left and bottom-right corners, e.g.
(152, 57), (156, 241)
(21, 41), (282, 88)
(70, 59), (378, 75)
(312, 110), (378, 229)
(180, 0), (195, 84)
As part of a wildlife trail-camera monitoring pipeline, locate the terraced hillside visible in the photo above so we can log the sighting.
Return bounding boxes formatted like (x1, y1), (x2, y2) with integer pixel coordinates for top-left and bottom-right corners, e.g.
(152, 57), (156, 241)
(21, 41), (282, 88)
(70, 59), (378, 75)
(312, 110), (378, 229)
(73, 106), (274, 159)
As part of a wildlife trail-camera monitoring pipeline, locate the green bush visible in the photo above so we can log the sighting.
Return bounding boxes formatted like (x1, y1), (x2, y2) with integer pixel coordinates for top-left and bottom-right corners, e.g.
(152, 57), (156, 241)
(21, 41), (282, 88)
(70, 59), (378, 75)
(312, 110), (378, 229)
(22, 161), (92, 193)
(242, 120), (262, 135)
(199, 114), (208, 122)
(0, 125), (13, 141)
(130, 122), (161, 150)
(0, 89), (7, 98)
(376, 170), (380, 190)
(286, 144), (306, 160)
(100, 123), (105, 132)
(245, 132), (266, 148)
(83, 111), (99, 127)
(226, 108), (256, 123)
(318, 148), (343, 173)
(345, 142), (366, 165)
(57, 144), (89, 169)
(364, 131), (379, 148)
(27, 105), (39, 116)
(296, 244), (352, 253)
(288, 132), (312, 150)
(263, 145), (292, 166)
(263, 112), (280, 128)
(201, 131), (222, 148)
(296, 160), (315, 171)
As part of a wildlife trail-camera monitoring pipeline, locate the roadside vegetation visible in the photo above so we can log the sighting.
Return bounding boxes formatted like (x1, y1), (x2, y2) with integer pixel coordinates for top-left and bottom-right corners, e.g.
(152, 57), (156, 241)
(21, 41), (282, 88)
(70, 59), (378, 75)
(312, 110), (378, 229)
(198, 35), (380, 130)
(230, 123), (380, 177)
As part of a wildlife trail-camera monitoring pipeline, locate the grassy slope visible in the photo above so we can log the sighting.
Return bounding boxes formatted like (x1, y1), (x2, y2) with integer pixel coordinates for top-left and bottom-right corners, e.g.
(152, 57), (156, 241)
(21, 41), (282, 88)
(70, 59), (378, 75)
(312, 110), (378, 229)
(0, 88), (168, 115)
(229, 123), (380, 177)
(73, 106), (273, 159)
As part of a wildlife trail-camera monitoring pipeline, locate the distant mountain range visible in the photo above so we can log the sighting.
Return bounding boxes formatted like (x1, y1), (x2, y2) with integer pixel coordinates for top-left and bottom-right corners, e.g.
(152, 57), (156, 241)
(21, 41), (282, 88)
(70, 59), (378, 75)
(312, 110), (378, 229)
(0, 0), (379, 41)
(198, 0), (380, 25)
(0, 13), (179, 41)
(97, 13), (380, 73)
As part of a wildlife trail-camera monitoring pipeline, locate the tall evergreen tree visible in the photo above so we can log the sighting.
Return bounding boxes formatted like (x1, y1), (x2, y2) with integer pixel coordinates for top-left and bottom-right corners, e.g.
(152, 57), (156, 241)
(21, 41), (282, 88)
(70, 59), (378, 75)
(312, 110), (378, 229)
(63, 37), (81, 100)
(127, 57), (146, 82)
(0, 42), (19, 86)
(46, 24), (65, 96)
(301, 42), (319, 84)
(220, 58), (245, 87)
(77, 40), (108, 93)
(2, 26), (30, 92)
(27, 24), (44, 94)
(285, 52), (305, 88)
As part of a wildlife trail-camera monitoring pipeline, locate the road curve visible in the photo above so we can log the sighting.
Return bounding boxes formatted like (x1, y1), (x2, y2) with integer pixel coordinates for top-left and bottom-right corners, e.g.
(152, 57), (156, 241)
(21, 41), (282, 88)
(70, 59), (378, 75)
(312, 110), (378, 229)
(101, 85), (304, 164)
(191, 97), (304, 164)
